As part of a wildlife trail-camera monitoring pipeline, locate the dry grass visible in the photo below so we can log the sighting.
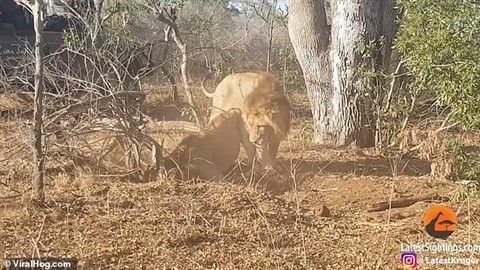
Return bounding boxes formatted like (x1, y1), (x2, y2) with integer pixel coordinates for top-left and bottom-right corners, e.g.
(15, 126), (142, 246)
(1, 88), (479, 269)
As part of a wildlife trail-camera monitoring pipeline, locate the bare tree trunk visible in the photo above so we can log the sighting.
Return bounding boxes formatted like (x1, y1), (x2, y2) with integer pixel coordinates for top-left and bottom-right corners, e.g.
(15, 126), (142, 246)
(171, 26), (203, 126)
(288, 0), (396, 147)
(32, 0), (45, 202)
(266, 0), (276, 72)
(161, 27), (179, 101)
(288, 0), (332, 144)
(144, 5), (203, 126)
(254, 0), (278, 72)
(92, 0), (105, 43)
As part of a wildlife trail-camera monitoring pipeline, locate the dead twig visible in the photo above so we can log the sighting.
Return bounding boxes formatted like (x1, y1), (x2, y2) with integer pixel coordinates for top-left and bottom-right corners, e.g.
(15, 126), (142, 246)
(368, 193), (445, 212)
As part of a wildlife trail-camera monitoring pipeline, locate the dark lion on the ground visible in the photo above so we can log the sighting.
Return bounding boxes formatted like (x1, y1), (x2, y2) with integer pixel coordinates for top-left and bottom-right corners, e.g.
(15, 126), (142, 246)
(165, 108), (250, 180)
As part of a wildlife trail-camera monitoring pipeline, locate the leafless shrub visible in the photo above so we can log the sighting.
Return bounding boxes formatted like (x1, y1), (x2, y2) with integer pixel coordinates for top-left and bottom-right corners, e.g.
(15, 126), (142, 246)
(0, 3), (164, 183)
(38, 41), (163, 182)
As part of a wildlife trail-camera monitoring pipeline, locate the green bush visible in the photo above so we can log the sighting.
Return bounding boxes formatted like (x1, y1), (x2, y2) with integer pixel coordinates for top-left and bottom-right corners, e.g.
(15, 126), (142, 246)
(395, 0), (480, 129)
(445, 138), (480, 181)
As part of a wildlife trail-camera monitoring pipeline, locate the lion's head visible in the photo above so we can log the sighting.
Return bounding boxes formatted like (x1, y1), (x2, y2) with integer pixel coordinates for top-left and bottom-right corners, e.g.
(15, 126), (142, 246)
(242, 77), (291, 145)
(241, 74), (291, 170)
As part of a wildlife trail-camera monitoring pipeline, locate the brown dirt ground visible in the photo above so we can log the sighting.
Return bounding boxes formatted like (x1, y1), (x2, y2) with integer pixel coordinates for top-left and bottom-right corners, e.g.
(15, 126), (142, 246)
(1, 89), (479, 270)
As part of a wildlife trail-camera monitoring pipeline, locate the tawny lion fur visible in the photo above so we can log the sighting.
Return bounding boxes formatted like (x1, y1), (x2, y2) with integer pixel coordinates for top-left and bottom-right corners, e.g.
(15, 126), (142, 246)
(202, 72), (291, 169)
(165, 108), (250, 180)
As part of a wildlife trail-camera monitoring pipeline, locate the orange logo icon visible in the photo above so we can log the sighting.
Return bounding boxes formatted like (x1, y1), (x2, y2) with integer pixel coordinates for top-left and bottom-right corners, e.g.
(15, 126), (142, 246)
(423, 205), (457, 239)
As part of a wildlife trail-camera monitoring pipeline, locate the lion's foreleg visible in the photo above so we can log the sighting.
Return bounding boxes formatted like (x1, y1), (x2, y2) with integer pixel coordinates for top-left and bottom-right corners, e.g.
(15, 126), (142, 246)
(268, 140), (286, 173)
(256, 142), (274, 170)
(239, 124), (257, 167)
(268, 140), (280, 164)
(243, 141), (257, 166)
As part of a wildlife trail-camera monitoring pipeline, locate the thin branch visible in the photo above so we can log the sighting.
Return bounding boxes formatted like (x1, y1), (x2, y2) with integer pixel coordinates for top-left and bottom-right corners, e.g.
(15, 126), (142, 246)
(383, 59), (405, 113)
(0, 180), (23, 196)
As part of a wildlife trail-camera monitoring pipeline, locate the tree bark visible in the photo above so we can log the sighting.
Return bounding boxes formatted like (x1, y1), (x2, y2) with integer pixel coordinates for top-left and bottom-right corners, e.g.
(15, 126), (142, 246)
(32, 0), (45, 202)
(288, 0), (396, 147)
(288, 0), (333, 144)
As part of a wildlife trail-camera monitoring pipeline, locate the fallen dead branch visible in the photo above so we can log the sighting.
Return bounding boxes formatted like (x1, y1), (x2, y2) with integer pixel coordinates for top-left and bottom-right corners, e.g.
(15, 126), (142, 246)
(368, 193), (446, 212)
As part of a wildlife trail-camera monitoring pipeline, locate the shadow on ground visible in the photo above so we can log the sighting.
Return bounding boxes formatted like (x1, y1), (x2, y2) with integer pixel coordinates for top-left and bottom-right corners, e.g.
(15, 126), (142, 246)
(257, 154), (431, 196)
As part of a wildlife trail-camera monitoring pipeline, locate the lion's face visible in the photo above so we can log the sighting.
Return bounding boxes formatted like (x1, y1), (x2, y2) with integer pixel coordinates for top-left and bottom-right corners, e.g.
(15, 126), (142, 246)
(242, 111), (278, 169)
(244, 113), (275, 144)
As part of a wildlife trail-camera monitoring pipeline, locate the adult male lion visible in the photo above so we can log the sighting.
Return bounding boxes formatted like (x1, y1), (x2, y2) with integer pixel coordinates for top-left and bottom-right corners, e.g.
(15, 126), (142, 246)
(202, 72), (291, 170)
(165, 108), (252, 180)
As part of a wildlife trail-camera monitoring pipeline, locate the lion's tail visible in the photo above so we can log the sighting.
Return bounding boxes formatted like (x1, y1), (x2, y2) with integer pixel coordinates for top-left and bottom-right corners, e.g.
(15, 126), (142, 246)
(201, 74), (215, 98)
